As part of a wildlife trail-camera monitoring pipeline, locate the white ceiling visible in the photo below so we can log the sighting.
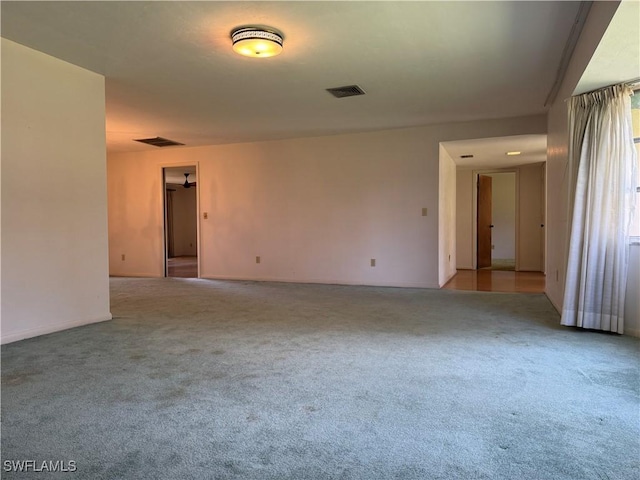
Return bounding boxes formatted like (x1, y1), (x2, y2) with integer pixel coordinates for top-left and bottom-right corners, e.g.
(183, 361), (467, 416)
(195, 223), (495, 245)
(1, 1), (584, 154)
(444, 0), (638, 169)
(574, 0), (640, 95)
(442, 135), (546, 169)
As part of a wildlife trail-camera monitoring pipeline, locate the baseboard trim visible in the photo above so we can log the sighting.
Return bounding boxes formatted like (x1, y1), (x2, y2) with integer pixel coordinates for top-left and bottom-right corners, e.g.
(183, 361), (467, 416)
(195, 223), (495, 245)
(200, 274), (435, 289)
(439, 270), (457, 288)
(109, 273), (162, 278)
(1, 314), (113, 345)
(624, 327), (640, 338)
(545, 293), (562, 314)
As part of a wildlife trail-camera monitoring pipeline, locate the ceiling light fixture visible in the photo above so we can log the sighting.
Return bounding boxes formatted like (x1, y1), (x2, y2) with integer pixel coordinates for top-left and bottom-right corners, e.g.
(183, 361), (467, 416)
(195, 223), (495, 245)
(506, 151), (522, 156)
(231, 26), (283, 58)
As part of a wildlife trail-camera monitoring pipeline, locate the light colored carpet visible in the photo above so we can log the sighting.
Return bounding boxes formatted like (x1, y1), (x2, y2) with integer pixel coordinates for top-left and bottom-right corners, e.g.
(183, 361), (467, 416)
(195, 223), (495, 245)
(2, 278), (638, 479)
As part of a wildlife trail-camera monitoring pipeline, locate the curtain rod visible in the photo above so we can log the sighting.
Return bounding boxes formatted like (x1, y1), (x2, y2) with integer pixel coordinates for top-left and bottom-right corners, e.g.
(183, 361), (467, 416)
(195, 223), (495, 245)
(566, 79), (640, 100)
(628, 78), (640, 90)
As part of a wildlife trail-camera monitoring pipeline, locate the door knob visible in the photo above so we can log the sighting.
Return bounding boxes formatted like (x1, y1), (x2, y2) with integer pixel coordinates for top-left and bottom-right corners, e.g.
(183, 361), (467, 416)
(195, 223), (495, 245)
(490, 225), (494, 228)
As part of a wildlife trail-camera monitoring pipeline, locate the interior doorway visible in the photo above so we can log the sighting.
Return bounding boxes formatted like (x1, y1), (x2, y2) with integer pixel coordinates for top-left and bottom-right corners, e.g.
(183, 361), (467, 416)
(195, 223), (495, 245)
(441, 134), (546, 283)
(477, 174), (493, 268)
(163, 166), (198, 278)
(477, 171), (516, 271)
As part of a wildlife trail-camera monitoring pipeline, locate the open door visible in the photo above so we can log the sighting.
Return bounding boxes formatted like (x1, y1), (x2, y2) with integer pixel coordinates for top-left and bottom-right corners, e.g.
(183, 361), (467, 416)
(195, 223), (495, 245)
(163, 166), (198, 278)
(477, 174), (492, 269)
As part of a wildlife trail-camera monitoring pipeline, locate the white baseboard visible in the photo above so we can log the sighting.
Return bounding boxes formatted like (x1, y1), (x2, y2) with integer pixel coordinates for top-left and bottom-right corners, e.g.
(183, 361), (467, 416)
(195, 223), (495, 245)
(109, 273), (162, 278)
(1, 314), (113, 345)
(200, 274), (435, 289)
(624, 327), (640, 338)
(439, 270), (457, 288)
(545, 293), (562, 314)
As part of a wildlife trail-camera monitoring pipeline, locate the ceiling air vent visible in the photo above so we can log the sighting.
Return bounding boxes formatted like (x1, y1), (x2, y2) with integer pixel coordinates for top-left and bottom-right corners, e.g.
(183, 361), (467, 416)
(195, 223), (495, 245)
(134, 136), (184, 147)
(460, 154), (474, 159)
(326, 85), (366, 98)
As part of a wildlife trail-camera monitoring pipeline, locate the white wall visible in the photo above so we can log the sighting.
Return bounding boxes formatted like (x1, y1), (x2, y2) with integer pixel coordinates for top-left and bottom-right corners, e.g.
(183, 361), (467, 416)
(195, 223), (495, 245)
(455, 164), (545, 272)
(455, 170), (474, 269)
(1, 38), (111, 344)
(518, 163), (545, 272)
(438, 145), (457, 286)
(108, 115), (545, 288)
(625, 245), (640, 337)
(488, 173), (516, 260)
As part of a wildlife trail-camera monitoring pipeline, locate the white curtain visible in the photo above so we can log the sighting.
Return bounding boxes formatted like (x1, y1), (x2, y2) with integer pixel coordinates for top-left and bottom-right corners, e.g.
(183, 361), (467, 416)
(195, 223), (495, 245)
(561, 84), (637, 333)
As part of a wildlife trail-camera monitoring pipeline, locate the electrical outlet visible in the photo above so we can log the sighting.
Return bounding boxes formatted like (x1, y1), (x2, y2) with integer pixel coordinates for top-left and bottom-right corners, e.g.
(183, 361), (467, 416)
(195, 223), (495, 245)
(422, 208), (428, 216)
(256, 256), (261, 264)
(121, 254), (125, 261)
(371, 259), (376, 267)
(203, 212), (208, 219)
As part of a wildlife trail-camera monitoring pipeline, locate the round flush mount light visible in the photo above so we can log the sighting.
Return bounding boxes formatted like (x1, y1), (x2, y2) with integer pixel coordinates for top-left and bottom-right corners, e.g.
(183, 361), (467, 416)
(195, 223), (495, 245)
(231, 27), (283, 58)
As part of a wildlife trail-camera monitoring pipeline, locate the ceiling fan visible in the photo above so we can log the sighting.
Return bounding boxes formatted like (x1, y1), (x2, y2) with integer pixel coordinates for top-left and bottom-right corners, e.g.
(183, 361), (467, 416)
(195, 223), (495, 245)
(183, 173), (196, 189)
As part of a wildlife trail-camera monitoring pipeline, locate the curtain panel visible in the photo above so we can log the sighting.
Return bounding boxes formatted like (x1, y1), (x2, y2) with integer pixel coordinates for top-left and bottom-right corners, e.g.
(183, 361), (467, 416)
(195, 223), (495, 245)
(561, 84), (637, 333)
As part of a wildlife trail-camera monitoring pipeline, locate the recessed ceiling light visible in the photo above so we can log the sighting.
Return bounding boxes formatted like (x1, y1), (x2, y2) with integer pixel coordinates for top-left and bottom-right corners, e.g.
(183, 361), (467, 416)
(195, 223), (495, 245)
(231, 27), (283, 58)
(506, 151), (521, 156)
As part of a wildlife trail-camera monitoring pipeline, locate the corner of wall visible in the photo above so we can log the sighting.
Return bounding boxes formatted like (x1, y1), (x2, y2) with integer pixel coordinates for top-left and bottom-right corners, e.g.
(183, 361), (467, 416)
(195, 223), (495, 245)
(544, 1), (619, 311)
(2, 39), (111, 343)
(1, 315), (113, 345)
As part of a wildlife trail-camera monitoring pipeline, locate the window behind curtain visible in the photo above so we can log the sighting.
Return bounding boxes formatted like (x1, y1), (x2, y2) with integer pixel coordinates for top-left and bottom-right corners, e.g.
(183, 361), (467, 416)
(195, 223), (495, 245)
(631, 92), (640, 238)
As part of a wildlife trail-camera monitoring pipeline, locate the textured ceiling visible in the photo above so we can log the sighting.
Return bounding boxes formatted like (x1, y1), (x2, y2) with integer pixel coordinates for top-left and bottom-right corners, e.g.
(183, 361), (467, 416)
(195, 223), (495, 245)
(1, 1), (584, 153)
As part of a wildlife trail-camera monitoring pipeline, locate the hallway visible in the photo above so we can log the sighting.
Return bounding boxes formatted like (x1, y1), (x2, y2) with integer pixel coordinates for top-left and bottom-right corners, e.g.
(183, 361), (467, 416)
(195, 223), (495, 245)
(167, 256), (198, 278)
(443, 270), (545, 294)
